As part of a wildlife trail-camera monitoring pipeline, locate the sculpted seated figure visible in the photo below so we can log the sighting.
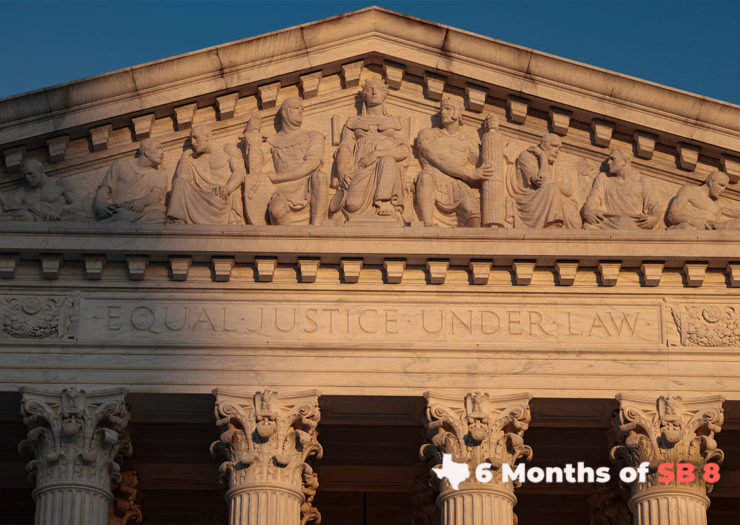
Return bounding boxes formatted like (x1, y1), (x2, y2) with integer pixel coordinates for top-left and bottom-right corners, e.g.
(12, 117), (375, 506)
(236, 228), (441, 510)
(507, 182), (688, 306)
(219, 98), (328, 225)
(93, 139), (167, 223)
(331, 79), (410, 222)
(4, 160), (79, 221)
(509, 133), (581, 228)
(415, 98), (494, 227)
(582, 148), (660, 230)
(667, 170), (740, 230)
(167, 125), (245, 224)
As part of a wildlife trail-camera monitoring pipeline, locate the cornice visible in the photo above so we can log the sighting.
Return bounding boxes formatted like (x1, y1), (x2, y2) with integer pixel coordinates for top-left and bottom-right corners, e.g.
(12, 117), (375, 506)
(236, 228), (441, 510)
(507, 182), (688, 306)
(0, 224), (737, 269)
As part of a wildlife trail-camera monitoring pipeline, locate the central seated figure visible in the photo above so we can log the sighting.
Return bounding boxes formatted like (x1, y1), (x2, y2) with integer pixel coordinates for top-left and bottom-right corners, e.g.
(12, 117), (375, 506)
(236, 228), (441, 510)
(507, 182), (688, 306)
(331, 79), (410, 223)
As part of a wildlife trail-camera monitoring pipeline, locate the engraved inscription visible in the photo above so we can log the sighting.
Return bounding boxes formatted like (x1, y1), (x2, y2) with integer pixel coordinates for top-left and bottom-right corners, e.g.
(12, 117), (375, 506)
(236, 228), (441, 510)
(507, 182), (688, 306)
(82, 298), (662, 347)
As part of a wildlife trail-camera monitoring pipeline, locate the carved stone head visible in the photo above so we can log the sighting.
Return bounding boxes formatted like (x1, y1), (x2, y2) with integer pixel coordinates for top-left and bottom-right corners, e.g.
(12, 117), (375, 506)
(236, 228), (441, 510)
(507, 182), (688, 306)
(705, 170), (729, 200)
(361, 78), (388, 108)
(20, 160), (45, 188)
(138, 139), (164, 167)
(539, 133), (562, 164)
(607, 148), (633, 176)
(189, 125), (212, 155)
(439, 98), (463, 127)
(279, 97), (304, 129)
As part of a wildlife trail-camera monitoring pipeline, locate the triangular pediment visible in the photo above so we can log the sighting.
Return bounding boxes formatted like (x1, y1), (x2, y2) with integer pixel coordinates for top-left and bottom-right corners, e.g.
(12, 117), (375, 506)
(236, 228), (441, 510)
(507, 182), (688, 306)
(1, 6), (740, 230)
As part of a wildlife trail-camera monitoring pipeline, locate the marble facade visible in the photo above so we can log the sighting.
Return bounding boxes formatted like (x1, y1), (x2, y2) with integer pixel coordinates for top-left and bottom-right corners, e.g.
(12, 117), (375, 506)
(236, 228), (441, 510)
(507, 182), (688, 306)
(1, 6), (740, 524)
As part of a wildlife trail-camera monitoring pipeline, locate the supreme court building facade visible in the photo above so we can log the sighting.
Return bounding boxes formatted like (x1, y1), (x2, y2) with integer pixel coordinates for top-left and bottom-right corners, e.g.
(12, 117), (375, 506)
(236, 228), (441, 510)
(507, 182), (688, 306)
(1, 7), (740, 525)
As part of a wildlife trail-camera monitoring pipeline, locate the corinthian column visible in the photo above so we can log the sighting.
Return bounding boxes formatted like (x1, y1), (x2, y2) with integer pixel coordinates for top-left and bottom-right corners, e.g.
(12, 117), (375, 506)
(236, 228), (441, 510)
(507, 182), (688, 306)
(610, 394), (724, 525)
(18, 387), (131, 525)
(211, 389), (322, 525)
(422, 392), (532, 525)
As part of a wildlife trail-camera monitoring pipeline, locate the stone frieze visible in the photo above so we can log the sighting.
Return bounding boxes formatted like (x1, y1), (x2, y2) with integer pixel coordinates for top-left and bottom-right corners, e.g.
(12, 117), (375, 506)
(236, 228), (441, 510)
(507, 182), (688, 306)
(670, 303), (740, 347)
(0, 294), (77, 340)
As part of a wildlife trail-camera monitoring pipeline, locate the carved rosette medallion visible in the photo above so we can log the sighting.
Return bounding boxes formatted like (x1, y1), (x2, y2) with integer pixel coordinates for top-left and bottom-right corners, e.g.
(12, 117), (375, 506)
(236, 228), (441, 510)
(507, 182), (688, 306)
(422, 392), (532, 491)
(0, 295), (77, 340)
(18, 387), (131, 525)
(610, 393), (724, 521)
(211, 389), (323, 525)
(670, 304), (740, 347)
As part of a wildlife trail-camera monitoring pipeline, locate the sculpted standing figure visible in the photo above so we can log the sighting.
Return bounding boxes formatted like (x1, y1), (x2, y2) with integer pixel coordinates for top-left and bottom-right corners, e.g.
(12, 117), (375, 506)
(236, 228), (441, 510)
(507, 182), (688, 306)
(218, 98), (328, 225)
(167, 125), (245, 224)
(331, 79), (410, 221)
(93, 139), (167, 223)
(415, 98), (494, 227)
(667, 170), (740, 230)
(508, 133), (581, 228)
(5, 160), (79, 221)
(582, 148), (660, 229)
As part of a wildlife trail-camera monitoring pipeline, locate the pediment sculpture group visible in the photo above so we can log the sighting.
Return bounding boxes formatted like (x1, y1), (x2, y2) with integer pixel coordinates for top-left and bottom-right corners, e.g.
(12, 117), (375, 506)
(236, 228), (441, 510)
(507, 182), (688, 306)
(4, 79), (738, 231)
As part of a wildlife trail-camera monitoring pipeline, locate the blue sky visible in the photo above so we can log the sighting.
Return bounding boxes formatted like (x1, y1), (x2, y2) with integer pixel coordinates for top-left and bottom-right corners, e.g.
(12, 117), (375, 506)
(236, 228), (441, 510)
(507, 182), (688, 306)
(2, 1), (739, 105)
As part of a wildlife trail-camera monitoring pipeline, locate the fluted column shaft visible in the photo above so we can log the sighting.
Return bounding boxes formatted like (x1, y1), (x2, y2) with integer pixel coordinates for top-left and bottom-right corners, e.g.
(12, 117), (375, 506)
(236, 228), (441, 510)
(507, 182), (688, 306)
(631, 490), (709, 525)
(227, 484), (302, 525)
(610, 394), (724, 525)
(34, 485), (110, 525)
(439, 486), (516, 525)
(422, 392), (532, 525)
(18, 387), (131, 525)
(212, 389), (322, 525)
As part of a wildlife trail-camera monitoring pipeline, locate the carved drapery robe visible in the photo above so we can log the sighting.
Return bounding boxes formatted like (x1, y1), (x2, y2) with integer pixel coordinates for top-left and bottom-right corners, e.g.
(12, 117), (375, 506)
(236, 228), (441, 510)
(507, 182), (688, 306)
(508, 149), (581, 228)
(97, 158), (166, 223)
(167, 152), (243, 224)
(334, 114), (408, 217)
(417, 127), (481, 225)
(583, 172), (659, 229)
(268, 130), (325, 222)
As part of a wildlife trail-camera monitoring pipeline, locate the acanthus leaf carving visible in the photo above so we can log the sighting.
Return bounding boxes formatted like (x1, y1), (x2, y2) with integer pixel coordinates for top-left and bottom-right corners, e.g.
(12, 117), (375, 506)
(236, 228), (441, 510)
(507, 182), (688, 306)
(421, 392), (532, 491)
(211, 389), (323, 520)
(18, 387), (131, 491)
(610, 394), (724, 496)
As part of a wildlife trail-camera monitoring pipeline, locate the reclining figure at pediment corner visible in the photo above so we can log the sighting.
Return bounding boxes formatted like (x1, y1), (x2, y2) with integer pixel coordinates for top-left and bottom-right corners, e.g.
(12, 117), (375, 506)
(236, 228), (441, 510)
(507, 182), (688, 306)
(667, 170), (740, 230)
(1, 160), (82, 222)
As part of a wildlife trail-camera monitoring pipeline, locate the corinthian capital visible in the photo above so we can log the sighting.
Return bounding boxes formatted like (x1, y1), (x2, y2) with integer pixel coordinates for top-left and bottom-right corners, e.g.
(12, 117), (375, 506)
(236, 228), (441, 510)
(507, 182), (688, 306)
(421, 391), (532, 490)
(211, 389), (323, 497)
(610, 393), (724, 494)
(18, 387), (131, 491)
